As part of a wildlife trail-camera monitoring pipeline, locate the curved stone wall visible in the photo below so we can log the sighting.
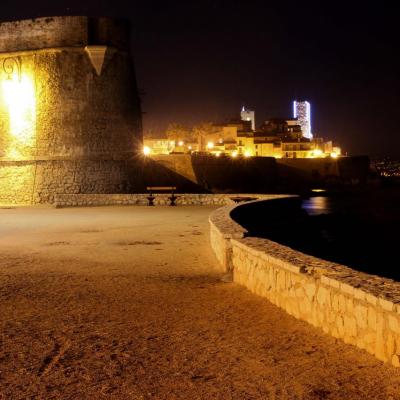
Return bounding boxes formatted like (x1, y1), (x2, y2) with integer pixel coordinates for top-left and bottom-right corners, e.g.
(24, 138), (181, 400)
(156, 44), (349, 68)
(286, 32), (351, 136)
(209, 197), (400, 367)
(0, 16), (142, 204)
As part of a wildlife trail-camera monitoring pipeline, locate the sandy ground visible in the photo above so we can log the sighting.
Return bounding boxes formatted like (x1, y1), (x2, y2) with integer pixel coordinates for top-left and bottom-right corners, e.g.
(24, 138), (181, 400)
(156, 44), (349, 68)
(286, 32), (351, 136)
(1, 206), (400, 400)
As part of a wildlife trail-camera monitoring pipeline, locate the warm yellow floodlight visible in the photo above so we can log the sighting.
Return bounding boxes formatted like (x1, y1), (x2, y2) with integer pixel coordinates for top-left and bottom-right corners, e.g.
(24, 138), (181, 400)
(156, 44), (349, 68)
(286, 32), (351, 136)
(1, 73), (36, 156)
(143, 146), (151, 155)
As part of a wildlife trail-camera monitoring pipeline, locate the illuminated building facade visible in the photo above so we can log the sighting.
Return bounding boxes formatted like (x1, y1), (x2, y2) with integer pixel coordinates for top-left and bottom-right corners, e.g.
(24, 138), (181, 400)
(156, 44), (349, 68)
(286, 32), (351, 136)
(144, 104), (340, 159)
(145, 111), (340, 159)
(0, 16), (142, 204)
(240, 106), (255, 131)
(293, 100), (312, 139)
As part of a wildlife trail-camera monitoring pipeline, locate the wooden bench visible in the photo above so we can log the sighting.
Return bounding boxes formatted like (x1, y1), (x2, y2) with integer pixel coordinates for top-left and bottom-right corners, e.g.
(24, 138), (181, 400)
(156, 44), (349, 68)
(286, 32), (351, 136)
(146, 186), (178, 206)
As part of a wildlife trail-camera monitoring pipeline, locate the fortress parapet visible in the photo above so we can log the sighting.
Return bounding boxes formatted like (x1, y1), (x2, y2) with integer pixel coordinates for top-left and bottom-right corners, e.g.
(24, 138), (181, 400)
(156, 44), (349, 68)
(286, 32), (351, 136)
(0, 16), (130, 53)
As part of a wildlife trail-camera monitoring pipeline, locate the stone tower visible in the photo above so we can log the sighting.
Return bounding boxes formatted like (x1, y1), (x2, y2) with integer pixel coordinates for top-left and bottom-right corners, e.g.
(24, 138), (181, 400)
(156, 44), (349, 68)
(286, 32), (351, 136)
(0, 16), (142, 204)
(240, 106), (255, 131)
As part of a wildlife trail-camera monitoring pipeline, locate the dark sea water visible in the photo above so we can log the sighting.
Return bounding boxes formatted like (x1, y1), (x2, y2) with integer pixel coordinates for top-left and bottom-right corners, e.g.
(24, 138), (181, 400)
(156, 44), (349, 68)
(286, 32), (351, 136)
(232, 189), (400, 281)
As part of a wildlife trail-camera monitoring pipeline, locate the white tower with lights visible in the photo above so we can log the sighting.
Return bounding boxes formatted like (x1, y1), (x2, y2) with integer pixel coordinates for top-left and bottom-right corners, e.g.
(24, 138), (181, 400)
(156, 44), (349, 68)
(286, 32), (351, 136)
(293, 100), (312, 139)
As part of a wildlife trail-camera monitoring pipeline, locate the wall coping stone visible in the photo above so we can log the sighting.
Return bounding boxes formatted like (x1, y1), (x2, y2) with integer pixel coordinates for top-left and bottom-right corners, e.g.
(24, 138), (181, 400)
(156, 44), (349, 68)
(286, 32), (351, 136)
(208, 195), (294, 239)
(231, 236), (400, 304)
(54, 193), (289, 208)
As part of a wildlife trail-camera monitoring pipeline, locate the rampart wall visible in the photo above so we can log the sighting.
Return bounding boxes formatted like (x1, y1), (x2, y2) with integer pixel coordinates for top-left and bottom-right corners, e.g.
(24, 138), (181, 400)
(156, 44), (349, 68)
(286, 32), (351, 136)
(147, 154), (279, 193)
(277, 156), (370, 185)
(147, 154), (370, 194)
(209, 198), (400, 367)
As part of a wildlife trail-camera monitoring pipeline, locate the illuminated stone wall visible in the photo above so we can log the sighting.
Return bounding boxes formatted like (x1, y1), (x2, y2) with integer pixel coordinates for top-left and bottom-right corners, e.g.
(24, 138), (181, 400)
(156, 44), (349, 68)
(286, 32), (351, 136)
(53, 193), (284, 207)
(0, 16), (142, 204)
(210, 199), (400, 367)
(0, 161), (35, 204)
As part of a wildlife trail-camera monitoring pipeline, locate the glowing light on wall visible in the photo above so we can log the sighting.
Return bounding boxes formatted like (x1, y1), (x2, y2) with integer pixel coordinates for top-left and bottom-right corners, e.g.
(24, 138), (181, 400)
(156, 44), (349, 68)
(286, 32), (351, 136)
(244, 149), (251, 157)
(207, 142), (214, 149)
(178, 140), (184, 146)
(312, 149), (323, 157)
(231, 150), (238, 158)
(143, 146), (151, 155)
(1, 58), (36, 158)
(330, 152), (338, 158)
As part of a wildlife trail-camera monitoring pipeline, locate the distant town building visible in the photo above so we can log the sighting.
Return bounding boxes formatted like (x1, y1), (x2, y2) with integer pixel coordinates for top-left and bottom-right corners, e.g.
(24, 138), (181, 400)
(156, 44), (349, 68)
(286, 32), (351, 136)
(293, 100), (312, 139)
(143, 102), (341, 159)
(240, 106), (255, 131)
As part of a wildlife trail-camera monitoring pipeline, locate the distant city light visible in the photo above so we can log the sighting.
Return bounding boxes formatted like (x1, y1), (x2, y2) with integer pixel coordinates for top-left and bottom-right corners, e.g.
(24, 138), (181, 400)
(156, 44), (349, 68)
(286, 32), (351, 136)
(330, 152), (338, 158)
(231, 150), (238, 158)
(311, 189), (326, 193)
(207, 142), (214, 149)
(244, 149), (251, 157)
(178, 140), (184, 146)
(312, 149), (323, 157)
(215, 151), (221, 157)
(143, 146), (151, 155)
(188, 145), (192, 150)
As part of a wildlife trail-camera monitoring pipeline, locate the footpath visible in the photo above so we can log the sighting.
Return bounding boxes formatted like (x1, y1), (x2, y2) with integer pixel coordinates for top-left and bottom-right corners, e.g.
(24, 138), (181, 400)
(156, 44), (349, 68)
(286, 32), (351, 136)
(0, 206), (399, 399)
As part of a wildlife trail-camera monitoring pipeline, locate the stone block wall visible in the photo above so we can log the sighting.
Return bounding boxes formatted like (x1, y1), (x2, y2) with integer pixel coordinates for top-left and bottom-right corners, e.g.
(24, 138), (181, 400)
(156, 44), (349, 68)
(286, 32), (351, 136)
(209, 198), (400, 367)
(53, 193), (283, 208)
(148, 154), (279, 193)
(0, 160), (133, 205)
(0, 47), (141, 159)
(0, 16), (129, 53)
(0, 16), (142, 205)
(0, 161), (35, 204)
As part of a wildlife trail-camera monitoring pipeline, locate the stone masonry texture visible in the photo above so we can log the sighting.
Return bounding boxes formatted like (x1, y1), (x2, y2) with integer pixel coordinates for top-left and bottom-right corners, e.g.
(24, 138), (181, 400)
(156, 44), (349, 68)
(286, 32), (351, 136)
(209, 197), (400, 368)
(0, 16), (142, 204)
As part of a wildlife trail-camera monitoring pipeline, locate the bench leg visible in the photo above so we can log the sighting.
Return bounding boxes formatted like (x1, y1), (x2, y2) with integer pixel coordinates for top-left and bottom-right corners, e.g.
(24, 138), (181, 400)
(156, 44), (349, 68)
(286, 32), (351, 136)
(147, 195), (155, 206)
(169, 195), (177, 206)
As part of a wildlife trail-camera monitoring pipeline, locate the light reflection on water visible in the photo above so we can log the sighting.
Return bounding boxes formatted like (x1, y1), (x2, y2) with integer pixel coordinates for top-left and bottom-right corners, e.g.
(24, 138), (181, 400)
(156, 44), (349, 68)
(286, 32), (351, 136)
(302, 196), (334, 216)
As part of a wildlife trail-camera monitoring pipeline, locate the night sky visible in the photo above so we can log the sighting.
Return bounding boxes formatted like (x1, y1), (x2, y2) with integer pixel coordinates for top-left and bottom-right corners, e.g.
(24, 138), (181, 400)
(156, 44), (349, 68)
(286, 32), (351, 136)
(1, 1), (399, 156)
